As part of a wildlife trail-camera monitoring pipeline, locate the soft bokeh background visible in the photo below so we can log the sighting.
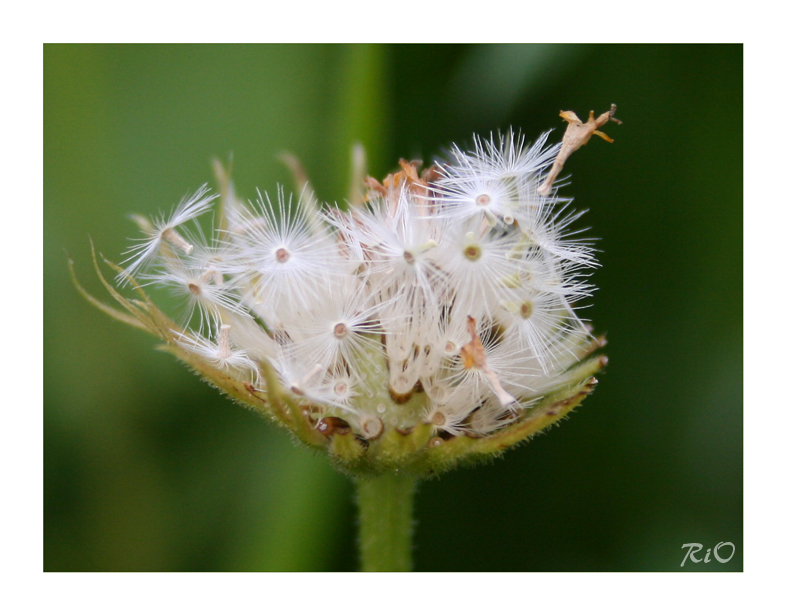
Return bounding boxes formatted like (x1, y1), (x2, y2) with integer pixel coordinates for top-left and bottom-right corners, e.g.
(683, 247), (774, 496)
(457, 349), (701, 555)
(44, 44), (742, 571)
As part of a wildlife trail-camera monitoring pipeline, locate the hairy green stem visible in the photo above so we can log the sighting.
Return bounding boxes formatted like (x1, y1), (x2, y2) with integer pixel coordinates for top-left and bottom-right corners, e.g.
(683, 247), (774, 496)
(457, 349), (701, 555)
(356, 472), (417, 572)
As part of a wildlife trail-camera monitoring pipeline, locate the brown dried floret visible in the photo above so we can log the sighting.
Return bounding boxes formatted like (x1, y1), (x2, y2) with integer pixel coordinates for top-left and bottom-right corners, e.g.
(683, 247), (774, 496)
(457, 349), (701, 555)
(537, 104), (622, 196)
(460, 316), (516, 408)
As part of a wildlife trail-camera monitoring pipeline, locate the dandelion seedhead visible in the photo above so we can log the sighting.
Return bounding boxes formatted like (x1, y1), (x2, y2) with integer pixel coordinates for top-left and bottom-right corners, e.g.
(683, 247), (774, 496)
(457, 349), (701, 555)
(76, 112), (615, 477)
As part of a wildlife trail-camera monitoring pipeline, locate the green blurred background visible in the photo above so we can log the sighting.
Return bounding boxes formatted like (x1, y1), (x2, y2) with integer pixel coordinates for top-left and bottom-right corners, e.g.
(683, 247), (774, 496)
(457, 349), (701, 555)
(44, 44), (742, 571)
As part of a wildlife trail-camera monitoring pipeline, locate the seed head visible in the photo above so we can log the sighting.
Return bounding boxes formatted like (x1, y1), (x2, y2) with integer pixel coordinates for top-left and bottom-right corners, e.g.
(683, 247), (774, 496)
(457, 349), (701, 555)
(86, 118), (614, 476)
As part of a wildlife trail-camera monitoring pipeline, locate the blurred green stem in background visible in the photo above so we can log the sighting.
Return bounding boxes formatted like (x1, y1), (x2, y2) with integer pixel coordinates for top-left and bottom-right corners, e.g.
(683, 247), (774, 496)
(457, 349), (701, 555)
(326, 44), (391, 203)
(356, 473), (417, 572)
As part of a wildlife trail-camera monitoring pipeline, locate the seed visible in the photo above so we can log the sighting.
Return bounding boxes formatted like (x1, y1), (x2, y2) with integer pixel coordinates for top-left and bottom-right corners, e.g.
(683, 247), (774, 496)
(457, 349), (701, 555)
(464, 245), (482, 261)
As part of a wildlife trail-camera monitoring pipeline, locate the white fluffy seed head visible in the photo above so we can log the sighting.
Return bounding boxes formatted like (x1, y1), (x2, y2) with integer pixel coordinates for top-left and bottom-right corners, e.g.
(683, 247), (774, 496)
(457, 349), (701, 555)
(123, 131), (599, 436)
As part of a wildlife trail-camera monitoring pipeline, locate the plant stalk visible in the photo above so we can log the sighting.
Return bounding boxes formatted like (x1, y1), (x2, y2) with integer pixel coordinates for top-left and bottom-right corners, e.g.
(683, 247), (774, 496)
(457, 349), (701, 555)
(356, 472), (417, 572)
